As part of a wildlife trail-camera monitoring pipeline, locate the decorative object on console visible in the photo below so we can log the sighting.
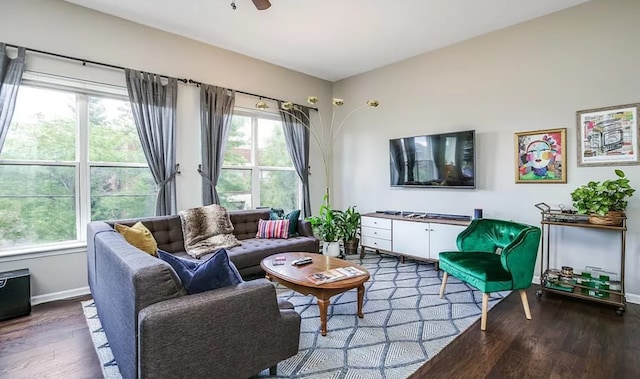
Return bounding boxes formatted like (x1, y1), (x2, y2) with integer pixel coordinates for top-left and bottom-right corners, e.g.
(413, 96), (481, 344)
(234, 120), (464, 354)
(515, 128), (566, 183)
(576, 103), (640, 167)
(257, 96), (379, 205)
(474, 208), (483, 219)
(570, 169), (635, 226)
(179, 204), (241, 258)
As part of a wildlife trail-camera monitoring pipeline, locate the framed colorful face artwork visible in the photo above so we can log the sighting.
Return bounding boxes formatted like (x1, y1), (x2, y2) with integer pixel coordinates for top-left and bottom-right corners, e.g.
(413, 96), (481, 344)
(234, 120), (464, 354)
(515, 128), (567, 183)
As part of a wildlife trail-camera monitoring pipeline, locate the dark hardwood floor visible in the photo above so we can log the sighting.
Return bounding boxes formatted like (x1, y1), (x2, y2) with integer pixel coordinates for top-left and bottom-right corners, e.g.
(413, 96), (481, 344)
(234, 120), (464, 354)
(0, 294), (101, 379)
(412, 286), (640, 379)
(1, 288), (638, 379)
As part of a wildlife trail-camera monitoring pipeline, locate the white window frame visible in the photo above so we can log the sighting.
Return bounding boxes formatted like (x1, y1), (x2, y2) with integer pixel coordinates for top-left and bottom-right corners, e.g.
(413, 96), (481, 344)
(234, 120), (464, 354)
(0, 72), (152, 253)
(221, 108), (302, 210)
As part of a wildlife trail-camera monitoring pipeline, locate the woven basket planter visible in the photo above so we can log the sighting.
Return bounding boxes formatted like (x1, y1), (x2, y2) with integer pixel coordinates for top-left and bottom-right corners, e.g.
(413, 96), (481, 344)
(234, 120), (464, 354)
(588, 211), (625, 226)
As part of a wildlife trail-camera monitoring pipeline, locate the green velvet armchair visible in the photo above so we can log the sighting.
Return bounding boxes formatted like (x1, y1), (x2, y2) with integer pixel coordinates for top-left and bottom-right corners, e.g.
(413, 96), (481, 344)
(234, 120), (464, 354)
(438, 218), (541, 331)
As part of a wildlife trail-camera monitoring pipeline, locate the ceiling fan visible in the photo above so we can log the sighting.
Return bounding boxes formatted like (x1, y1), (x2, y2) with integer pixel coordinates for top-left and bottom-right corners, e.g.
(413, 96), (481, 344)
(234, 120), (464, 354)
(230, 0), (271, 10)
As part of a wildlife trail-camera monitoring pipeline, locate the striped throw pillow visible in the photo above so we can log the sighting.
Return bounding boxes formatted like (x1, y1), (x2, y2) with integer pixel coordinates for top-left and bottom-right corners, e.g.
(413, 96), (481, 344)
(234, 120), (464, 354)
(256, 219), (290, 239)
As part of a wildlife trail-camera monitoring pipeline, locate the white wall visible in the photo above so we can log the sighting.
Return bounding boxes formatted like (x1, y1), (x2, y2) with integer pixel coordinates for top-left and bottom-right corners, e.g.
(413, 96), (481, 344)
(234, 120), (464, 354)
(332, 0), (640, 301)
(0, 0), (331, 302)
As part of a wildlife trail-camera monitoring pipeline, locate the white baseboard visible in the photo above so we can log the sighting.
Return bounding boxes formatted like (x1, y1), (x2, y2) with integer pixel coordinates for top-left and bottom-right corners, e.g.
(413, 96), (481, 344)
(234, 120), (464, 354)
(532, 276), (638, 304)
(31, 286), (90, 306)
(626, 293), (640, 304)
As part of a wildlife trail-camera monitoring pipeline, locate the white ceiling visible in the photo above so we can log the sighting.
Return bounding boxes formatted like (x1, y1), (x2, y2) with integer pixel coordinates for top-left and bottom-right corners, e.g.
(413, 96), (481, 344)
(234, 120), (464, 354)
(63, 0), (590, 82)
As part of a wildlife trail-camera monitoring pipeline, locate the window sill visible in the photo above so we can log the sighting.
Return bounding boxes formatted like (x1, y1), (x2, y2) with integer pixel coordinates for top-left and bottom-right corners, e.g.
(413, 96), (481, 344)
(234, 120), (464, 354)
(0, 241), (87, 261)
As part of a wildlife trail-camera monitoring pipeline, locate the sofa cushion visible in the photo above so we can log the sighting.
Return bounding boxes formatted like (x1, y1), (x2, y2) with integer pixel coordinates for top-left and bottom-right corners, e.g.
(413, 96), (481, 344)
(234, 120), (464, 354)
(157, 249), (243, 294)
(271, 209), (300, 237)
(180, 204), (241, 259)
(256, 219), (290, 239)
(115, 222), (158, 256)
(269, 208), (284, 219)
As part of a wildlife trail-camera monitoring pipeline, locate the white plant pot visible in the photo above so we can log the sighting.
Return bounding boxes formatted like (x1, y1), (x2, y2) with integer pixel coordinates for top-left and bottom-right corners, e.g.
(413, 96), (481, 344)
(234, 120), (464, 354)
(323, 241), (341, 257)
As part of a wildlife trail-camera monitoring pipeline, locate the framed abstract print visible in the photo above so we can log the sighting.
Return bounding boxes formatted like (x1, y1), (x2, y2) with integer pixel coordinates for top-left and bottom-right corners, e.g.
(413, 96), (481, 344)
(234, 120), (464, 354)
(576, 103), (640, 167)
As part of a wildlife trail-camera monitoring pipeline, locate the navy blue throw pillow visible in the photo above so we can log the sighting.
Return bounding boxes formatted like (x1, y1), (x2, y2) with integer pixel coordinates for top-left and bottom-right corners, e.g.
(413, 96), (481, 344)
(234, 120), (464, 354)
(157, 249), (243, 295)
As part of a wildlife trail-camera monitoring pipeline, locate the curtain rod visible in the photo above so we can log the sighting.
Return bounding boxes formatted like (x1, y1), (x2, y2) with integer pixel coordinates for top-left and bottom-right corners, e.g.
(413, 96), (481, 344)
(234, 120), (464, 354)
(5, 43), (317, 111)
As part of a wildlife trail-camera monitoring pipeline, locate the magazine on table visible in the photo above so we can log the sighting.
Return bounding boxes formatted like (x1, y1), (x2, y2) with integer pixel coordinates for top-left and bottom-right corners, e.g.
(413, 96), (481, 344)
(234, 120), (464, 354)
(307, 266), (366, 285)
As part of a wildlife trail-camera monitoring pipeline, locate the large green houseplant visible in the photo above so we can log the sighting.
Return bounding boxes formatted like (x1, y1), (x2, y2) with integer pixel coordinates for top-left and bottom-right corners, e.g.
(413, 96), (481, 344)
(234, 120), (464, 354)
(306, 195), (342, 256)
(335, 206), (361, 255)
(570, 169), (635, 225)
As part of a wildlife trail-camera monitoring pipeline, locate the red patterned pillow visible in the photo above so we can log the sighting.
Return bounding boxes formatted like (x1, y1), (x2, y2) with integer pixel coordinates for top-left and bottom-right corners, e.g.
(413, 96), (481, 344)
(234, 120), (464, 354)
(256, 219), (290, 239)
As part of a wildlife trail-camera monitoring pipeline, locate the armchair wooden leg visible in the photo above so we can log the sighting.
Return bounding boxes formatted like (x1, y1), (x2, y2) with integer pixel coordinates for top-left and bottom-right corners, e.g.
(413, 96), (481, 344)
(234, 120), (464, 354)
(519, 290), (532, 320)
(481, 293), (489, 331)
(439, 272), (448, 298)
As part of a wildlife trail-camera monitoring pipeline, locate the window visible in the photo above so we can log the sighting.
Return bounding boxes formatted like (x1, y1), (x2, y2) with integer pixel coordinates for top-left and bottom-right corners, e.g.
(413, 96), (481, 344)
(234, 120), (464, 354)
(0, 80), (156, 250)
(218, 111), (300, 211)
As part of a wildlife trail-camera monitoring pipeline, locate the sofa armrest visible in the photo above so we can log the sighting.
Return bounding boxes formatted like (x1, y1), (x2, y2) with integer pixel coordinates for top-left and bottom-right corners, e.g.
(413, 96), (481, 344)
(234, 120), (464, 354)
(298, 219), (314, 237)
(137, 279), (300, 379)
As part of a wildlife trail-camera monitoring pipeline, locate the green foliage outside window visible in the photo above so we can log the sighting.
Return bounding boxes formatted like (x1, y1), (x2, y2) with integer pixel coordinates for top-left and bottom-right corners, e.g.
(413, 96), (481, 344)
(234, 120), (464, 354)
(0, 87), (155, 248)
(218, 114), (299, 212)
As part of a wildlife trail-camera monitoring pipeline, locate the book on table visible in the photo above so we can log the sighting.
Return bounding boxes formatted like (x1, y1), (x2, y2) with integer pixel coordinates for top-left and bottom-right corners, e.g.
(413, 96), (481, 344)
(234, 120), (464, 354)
(306, 266), (367, 285)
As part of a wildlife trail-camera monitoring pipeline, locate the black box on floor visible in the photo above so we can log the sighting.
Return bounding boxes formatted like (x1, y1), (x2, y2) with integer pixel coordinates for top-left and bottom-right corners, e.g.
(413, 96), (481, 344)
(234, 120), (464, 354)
(0, 268), (31, 321)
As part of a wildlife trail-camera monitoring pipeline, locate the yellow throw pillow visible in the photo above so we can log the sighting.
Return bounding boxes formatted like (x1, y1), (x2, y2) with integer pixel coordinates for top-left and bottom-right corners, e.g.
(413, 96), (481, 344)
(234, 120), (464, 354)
(115, 222), (158, 256)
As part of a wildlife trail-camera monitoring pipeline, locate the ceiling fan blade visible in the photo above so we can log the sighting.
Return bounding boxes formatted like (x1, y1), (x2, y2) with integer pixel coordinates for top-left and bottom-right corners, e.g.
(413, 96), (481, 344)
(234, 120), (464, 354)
(252, 0), (271, 10)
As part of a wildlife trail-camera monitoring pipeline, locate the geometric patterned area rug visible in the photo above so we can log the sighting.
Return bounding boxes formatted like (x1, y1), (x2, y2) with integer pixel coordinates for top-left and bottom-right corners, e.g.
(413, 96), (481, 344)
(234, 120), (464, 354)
(270, 254), (508, 378)
(82, 253), (508, 379)
(81, 300), (123, 379)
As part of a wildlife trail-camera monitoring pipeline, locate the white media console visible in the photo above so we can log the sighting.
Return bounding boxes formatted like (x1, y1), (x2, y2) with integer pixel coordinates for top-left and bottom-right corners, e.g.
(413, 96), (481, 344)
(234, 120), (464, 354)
(360, 212), (471, 268)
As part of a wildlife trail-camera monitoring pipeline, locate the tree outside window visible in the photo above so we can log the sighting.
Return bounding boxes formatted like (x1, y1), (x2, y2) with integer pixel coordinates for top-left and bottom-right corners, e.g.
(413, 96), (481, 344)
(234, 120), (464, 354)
(218, 112), (300, 211)
(0, 84), (155, 250)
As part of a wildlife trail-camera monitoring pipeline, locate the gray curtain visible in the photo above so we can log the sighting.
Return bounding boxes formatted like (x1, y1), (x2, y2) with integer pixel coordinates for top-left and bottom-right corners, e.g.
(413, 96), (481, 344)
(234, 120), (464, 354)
(279, 101), (311, 217)
(199, 84), (235, 205)
(0, 43), (26, 153)
(125, 69), (178, 216)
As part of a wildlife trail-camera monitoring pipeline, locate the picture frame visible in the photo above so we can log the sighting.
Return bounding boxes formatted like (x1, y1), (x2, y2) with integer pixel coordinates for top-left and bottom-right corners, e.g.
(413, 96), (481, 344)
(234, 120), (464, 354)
(576, 103), (640, 167)
(515, 128), (567, 183)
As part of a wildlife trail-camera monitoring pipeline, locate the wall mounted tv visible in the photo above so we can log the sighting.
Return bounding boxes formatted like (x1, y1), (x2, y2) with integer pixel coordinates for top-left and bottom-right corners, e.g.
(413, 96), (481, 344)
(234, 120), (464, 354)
(390, 130), (476, 189)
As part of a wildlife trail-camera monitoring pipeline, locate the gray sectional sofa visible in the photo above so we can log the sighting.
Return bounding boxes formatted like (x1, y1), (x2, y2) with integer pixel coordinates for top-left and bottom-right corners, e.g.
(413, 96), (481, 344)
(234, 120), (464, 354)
(87, 209), (319, 379)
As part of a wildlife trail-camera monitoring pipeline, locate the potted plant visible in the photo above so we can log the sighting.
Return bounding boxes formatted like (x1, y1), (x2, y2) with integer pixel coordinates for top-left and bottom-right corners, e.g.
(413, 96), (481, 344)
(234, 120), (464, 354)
(570, 169), (635, 225)
(306, 195), (342, 257)
(335, 206), (361, 255)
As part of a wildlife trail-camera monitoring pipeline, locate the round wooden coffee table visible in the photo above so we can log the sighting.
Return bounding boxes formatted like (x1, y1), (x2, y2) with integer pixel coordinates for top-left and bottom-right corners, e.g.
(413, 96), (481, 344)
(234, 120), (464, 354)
(260, 252), (370, 336)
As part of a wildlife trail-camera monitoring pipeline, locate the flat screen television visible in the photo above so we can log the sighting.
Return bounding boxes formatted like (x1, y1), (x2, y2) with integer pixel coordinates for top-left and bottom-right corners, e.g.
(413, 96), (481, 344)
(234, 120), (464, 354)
(390, 130), (476, 188)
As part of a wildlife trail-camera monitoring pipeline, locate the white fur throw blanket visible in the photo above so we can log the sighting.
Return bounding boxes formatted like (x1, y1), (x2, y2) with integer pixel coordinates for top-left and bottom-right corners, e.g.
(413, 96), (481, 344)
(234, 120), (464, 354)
(179, 204), (241, 259)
